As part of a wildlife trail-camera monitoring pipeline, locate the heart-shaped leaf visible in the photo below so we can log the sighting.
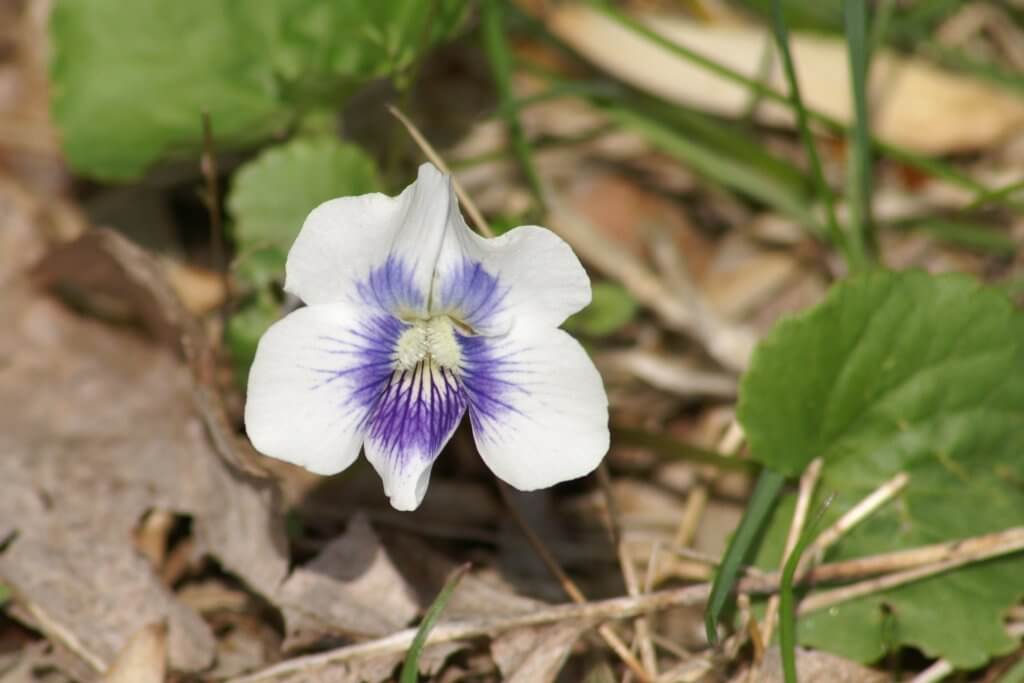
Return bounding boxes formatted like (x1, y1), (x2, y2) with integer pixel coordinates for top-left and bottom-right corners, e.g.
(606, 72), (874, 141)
(740, 269), (1024, 667)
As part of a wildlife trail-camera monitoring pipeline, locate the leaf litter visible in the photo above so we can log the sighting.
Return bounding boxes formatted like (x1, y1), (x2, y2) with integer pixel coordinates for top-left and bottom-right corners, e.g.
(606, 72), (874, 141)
(4, 1), (1024, 681)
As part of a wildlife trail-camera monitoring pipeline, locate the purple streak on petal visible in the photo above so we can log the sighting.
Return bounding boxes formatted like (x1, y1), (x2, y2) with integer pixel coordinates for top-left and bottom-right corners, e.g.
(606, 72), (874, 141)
(437, 259), (508, 328)
(458, 333), (530, 442)
(364, 363), (467, 468)
(309, 313), (405, 408)
(356, 254), (425, 312)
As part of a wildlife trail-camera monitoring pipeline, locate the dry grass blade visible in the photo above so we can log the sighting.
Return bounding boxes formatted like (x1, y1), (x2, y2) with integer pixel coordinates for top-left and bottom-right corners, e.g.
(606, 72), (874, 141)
(797, 472), (910, 575)
(387, 105), (494, 238)
(796, 528), (1024, 616)
(596, 465), (658, 678)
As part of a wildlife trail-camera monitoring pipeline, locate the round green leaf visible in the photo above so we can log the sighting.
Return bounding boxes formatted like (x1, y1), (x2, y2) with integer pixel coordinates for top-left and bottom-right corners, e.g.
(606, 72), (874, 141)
(227, 137), (380, 253)
(565, 282), (639, 337)
(50, 0), (469, 179)
(742, 270), (1024, 667)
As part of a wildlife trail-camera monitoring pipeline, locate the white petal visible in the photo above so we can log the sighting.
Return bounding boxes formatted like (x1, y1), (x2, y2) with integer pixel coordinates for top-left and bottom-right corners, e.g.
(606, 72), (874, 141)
(460, 326), (609, 490)
(364, 441), (437, 512)
(244, 302), (400, 475)
(433, 208), (591, 333)
(361, 363), (467, 510)
(284, 163), (455, 313)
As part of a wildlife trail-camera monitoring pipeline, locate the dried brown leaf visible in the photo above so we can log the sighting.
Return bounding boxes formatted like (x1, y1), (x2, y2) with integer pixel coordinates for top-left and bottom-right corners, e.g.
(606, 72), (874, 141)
(491, 621), (588, 683)
(277, 514), (420, 647)
(100, 623), (167, 683)
(0, 218), (287, 673)
(549, 6), (1024, 154)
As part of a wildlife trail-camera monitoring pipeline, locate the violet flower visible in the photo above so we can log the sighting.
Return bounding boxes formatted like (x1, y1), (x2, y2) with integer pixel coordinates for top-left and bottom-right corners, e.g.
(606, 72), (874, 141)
(245, 163), (609, 510)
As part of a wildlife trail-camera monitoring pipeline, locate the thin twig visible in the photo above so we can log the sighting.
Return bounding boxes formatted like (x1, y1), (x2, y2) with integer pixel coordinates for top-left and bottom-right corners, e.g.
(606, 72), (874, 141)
(597, 350), (737, 399)
(228, 583), (713, 683)
(387, 105), (494, 237)
(673, 485), (708, 549)
(734, 527), (1024, 591)
(498, 484), (654, 682)
(762, 457), (823, 644)
(797, 529), (1024, 615)
(229, 529), (1024, 682)
(598, 465), (658, 679)
(798, 471), (909, 575)
(718, 419), (746, 456)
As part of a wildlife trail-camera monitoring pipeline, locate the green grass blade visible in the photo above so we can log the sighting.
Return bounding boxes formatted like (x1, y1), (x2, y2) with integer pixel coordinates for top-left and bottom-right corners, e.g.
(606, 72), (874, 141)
(584, 0), (1007, 207)
(844, 0), (875, 266)
(890, 217), (1017, 256)
(868, 0), (897, 57)
(514, 63), (816, 214)
(770, 0), (851, 268)
(704, 467), (786, 644)
(779, 497), (833, 683)
(482, 0), (547, 213)
(600, 102), (818, 231)
(963, 177), (1024, 212)
(400, 563), (471, 683)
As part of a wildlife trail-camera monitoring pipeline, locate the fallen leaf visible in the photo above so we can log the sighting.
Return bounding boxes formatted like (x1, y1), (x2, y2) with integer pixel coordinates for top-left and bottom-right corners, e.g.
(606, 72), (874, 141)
(277, 514), (420, 647)
(0, 204), (287, 674)
(491, 621), (588, 683)
(549, 6), (1024, 154)
(100, 623), (167, 683)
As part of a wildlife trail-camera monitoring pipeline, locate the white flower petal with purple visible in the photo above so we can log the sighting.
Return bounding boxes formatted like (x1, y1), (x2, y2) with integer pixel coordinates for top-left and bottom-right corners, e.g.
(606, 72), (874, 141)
(245, 163), (609, 510)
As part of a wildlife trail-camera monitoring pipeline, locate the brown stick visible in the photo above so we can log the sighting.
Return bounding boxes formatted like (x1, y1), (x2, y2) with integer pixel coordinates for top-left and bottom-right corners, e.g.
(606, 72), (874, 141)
(598, 465), (658, 679)
(229, 583), (712, 683)
(229, 527), (1024, 682)
(797, 527), (1024, 615)
(387, 105), (494, 238)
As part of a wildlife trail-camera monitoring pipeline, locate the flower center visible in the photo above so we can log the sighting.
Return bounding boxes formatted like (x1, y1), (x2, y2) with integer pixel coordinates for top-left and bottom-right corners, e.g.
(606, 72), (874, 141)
(395, 316), (462, 371)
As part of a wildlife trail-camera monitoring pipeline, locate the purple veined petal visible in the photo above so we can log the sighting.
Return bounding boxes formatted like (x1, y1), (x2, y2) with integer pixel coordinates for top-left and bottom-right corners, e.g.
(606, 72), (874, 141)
(432, 194), (591, 332)
(356, 254), (426, 314)
(459, 325), (609, 491)
(362, 363), (468, 510)
(285, 163), (457, 315)
(434, 258), (509, 332)
(245, 302), (396, 476)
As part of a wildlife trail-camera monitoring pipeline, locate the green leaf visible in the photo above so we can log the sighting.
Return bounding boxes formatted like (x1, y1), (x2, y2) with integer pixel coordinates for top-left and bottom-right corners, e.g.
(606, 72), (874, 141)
(740, 269), (1024, 667)
(0, 582), (9, 607)
(225, 293), (281, 388)
(50, 0), (468, 179)
(400, 563), (470, 683)
(564, 283), (638, 337)
(228, 137), (380, 255)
